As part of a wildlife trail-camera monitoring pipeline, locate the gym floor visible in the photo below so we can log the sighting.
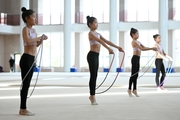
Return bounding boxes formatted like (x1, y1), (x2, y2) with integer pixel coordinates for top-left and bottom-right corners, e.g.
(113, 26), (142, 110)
(0, 72), (180, 120)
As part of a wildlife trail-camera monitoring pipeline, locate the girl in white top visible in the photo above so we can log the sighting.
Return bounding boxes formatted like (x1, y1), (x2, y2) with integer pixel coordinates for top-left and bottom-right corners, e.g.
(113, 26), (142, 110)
(153, 34), (172, 91)
(19, 7), (48, 116)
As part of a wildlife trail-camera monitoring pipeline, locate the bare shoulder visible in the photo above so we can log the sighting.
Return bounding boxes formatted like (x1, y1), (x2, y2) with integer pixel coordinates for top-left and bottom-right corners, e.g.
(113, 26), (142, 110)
(89, 31), (94, 35)
(22, 27), (28, 31)
(88, 31), (91, 35)
(22, 27), (29, 34)
(154, 43), (159, 48)
(89, 31), (96, 37)
(131, 40), (136, 45)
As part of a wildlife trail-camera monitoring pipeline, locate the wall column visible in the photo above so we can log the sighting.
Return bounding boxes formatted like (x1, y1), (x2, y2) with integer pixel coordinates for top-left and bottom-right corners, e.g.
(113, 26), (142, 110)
(64, 0), (72, 72)
(109, 0), (118, 72)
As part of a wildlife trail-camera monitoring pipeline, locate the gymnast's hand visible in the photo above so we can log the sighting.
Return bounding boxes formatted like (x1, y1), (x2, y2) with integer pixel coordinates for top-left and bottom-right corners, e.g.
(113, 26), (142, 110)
(43, 35), (48, 40)
(152, 47), (157, 51)
(117, 47), (124, 52)
(167, 59), (173, 65)
(42, 34), (48, 40)
(108, 48), (114, 54)
(167, 58), (173, 63)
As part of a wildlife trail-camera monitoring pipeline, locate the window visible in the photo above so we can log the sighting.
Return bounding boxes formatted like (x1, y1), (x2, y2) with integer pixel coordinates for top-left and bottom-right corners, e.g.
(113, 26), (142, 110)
(148, 0), (158, 21)
(137, 0), (151, 21)
(42, 33), (51, 66)
(82, 0), (110, 23)
(0, 13), (7, 24)
(127, 0), (158, 21)
(99, 31), (109, 67)
(126, 0), (138, 21)
(50, 33), (61, 67)
(174, 0), (180, 20)
(40, 32), (64, 67)
(174, 30), (180, 67)
(42, 0), (64, 24)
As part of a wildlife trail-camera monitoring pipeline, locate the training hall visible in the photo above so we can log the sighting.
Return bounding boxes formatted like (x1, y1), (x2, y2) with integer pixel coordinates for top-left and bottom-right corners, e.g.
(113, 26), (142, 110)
(0, 0), (180, 120)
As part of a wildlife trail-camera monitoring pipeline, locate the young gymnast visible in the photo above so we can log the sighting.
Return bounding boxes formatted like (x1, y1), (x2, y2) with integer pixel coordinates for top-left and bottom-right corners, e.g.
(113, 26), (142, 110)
(153, 34), (173, 91)
(86, 16), (124, 105)
(127, 28), (157, 97)
(19, 7), (48, 116)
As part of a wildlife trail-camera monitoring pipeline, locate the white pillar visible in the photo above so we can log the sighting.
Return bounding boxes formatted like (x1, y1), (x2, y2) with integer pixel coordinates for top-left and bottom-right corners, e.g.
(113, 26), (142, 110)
(159, 0), (168, 53)
(74, 33), (84, 71)
(20, 0), (29, 55)
(109, 0), (118, 72)
(168, 0), (175, 61)
(168, 30), (174, 58)
(74, 0), (83, 71)
(64, 0), (72, 72)
(119, 31), (128, 71)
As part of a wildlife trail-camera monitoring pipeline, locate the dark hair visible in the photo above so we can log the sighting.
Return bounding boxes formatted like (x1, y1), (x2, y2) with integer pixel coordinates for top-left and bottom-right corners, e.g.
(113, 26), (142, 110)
(130, 28), (138, 37)
(21, 7), (35, 23)
(86, 16), (96, 28)
(153, 34), (160, 39)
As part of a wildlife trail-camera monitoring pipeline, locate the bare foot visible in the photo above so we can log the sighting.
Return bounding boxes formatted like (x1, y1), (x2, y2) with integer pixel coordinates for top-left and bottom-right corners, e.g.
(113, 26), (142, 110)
(19, 109), (35, 116)
(160, 86), (167, 91)
(127, 89), (133, 97)
(89, 95), (98, 105)
(132, 90), (140, 97)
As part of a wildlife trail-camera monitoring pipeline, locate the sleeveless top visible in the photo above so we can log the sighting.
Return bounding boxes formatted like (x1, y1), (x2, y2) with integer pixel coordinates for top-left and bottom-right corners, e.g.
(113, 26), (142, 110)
(133, 40), (141, 51)
(156, 44), (163, 52)
(89, 32), (100, 45)
(24, 27), (37, 46)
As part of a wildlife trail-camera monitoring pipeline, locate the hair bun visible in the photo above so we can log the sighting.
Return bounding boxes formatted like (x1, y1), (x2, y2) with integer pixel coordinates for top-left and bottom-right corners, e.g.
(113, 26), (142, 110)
(86, 16), (90, 20)
(21, 7), (27, 12)
(153, 34), (160, 39)
(131, 28), (135, 31)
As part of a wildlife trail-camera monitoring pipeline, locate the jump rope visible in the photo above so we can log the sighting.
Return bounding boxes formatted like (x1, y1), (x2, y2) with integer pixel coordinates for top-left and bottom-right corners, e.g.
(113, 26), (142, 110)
(96, 52), (125, 94)
(96, 52), (173, 94)
(96, 52), (153, 94)
(20, 34), (45, 98)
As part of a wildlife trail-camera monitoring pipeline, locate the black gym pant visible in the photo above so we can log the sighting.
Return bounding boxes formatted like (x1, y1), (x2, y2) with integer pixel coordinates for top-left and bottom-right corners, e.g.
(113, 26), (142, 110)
(155, 59), (166, 87)
(87, 51), (99, 95)
(19, 53), (35, 109)
(128, 55), (140, 90)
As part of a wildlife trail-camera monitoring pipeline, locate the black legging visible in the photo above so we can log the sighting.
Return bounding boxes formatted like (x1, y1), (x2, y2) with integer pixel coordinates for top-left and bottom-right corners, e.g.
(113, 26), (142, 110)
(128, 55), (140, 90)
(87, 51), (99, 95)
(19, 53), (35, 109)
(155, 59), (166, 87)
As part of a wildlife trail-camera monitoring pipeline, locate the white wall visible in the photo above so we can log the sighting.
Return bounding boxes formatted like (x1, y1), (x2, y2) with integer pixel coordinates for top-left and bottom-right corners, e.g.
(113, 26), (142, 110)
(0, 0), (5, 12)
(1, 21), (180, 34)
